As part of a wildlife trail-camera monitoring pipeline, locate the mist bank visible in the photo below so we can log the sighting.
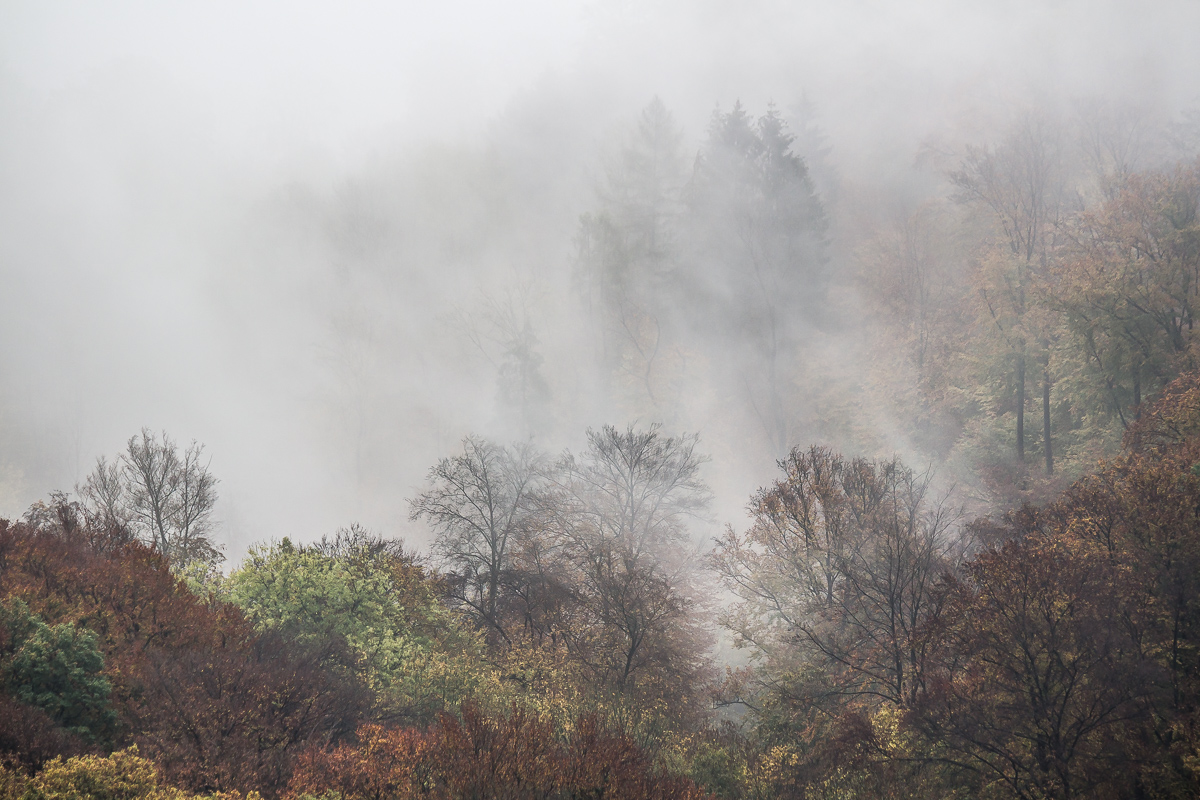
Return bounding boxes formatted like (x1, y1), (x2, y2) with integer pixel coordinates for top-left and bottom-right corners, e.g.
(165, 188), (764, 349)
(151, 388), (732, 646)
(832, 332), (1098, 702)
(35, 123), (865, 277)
(1, 0), (1198, 559)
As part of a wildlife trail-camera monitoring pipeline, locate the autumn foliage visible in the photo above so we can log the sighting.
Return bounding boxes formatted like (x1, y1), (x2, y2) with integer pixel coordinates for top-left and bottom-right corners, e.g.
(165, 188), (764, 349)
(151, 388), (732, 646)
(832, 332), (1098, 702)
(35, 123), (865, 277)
(702, 368), (1200, 799)
(0, 501), (713, 799)
(287, 704), (711, 800)
(0, 510), (366, 796)
(6, 368), (1200, 798)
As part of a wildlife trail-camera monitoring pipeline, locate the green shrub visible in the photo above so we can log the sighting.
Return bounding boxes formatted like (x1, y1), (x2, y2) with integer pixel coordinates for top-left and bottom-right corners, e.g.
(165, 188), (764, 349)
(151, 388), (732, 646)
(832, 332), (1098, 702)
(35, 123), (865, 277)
(0, 599), (116, 744)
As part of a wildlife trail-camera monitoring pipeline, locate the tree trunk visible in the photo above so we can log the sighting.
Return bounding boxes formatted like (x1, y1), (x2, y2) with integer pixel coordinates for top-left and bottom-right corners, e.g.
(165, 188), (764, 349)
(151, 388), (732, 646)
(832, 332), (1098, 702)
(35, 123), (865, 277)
(1016, 352), (1026, 463)
(1043, 366), (1053, 475)
(1133, 369), (1142, 419)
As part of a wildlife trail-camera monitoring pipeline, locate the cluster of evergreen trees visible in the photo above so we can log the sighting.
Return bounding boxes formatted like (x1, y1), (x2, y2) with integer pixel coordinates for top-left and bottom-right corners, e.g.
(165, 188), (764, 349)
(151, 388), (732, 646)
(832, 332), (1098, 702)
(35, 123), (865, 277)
(574, 99), (827, 457)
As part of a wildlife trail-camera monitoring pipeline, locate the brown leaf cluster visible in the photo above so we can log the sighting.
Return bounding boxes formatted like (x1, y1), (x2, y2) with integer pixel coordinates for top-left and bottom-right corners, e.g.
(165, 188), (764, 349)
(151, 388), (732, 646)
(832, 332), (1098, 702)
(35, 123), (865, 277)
(288, 703), (712, 800)
(0, 514), (367, 796)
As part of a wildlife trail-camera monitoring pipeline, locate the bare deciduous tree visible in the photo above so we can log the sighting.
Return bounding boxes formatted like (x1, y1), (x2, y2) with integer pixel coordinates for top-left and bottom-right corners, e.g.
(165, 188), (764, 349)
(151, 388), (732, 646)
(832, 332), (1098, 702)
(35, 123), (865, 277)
(78, 455), (130, 531)
(79, 428), (220, 566)
(546, 425), (712, 699)
(409, 435), (544, 645)
(411, 425), (714, 716)
(713, 446), (960, 709)
(553, 424), (709, 559)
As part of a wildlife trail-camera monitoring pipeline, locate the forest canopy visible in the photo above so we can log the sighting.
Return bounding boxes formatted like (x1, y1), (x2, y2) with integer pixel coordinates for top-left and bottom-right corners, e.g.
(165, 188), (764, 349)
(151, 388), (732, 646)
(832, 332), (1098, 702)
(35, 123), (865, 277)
(3, 362), (1200, 797)
(2, 10), (1200, 797)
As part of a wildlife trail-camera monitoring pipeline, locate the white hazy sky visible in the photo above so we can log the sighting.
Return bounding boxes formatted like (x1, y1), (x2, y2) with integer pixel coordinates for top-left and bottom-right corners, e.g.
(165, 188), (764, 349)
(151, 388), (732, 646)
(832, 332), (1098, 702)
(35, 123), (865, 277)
(1, 1), (593, 156)
(7, 1), (1196, 160)
(5, 1), (1197, 187)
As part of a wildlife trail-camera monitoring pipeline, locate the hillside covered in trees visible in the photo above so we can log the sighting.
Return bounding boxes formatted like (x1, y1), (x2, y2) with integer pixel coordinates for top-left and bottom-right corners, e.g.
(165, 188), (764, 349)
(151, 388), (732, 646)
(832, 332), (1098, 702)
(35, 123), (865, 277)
(4, 79), (1200, 800)
(2, 368), (1200, 799)
(3, 4), (1200, 800)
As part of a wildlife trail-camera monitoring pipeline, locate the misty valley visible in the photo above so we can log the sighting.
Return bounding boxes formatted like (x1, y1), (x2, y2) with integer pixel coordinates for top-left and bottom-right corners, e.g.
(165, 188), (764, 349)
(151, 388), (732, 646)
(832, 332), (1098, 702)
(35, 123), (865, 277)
(2, 3), (1200, 799)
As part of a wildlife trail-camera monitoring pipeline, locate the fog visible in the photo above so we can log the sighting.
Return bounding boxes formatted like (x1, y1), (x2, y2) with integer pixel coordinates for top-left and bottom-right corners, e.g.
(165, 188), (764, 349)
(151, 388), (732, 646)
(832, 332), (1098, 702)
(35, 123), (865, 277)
(2, 0), (1197, 561)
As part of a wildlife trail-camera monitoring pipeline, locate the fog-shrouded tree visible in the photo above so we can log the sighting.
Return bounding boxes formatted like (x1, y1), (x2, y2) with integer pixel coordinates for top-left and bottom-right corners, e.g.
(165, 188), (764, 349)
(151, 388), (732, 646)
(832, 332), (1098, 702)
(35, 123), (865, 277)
(410, 425), (713, 720)
(552, 424), (709, 561)
(684, 102), (828, 458)
(456, 286), (553, 439)
(1052, 160), (1200, 429)
(409, 435), (545, 646)
(1075, 99), (1157, 203)
(859, 202), (969, 395)
(713, 446), (960, 711)
(952, 112), (1071, 475)
(576, 97), (689, 412)
(545, 425), (713, 708)
(78, 428), (220, 567)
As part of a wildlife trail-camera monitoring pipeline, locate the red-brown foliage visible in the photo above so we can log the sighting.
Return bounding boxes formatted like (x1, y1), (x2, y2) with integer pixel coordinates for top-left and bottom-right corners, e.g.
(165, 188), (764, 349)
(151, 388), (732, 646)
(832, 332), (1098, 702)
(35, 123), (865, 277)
(0, 514), (368, 796)
(0, 694), (91, 772)
(1124, 367), (1200, 455)
(912, 368), (1200, 798)
(916, 532), (1156, 799)
(288, 703), (712, 800)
